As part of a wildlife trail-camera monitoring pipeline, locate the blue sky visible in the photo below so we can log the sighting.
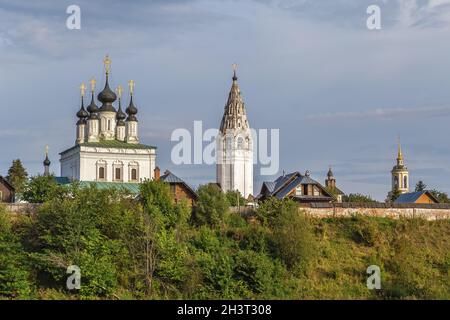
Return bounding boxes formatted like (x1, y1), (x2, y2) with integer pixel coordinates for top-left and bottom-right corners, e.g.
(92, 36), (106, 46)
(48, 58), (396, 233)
(1, 0), (450, 200)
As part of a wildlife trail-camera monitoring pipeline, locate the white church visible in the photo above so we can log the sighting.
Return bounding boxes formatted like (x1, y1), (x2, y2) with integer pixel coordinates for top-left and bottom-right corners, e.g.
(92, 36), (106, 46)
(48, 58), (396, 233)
(59, 55), (157, 184)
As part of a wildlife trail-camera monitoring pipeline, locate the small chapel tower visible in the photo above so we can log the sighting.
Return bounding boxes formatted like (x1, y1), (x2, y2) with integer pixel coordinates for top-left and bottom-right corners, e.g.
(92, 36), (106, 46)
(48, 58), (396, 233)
(43, 145), (51, 176)
(216, 64), (253, 198)
(391, 138), (409, 195)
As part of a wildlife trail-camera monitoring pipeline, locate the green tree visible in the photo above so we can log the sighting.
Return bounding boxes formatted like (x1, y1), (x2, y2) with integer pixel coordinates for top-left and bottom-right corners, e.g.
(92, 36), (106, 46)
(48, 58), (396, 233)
(270, 202), (316, 270)
(342, 193), (377, 203)
(22, 175), (62, 203)
(6, 159), (28, 195)
(389, 189), (401, 202)
(138, 179), (192, 297)
(415, 181), (427, 192)
(0, 206), (33, 298)
(430, 189), (450, 203)
(29, 185), (139, 298)
(226, 190), (245, 207)
(194, 184), (229, 227)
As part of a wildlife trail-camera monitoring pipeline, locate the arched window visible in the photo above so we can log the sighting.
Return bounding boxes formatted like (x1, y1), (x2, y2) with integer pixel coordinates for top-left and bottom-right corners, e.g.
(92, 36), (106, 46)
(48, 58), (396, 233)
(403, 176), (408, 189)
(115, 167), (121, 180)
(99, 167), (105, 180)
(131, 168), (137, 181)
(237, 137), (244, 149)
(394, 176), (399, 188)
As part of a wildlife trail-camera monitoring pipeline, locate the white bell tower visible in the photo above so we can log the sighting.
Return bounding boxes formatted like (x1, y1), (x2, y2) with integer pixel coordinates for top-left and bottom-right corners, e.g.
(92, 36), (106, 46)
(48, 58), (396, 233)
(216, 65), (253, 198)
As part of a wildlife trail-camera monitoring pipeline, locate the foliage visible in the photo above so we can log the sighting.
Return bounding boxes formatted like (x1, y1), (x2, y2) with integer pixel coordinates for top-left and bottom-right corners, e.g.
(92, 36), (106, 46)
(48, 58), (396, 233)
(270, 206), (317, 270)
(194, 184), (230, 227)
(388, 189), (401, 203)
(225, 190), (246, 207)
(342, 193), (377, 203)
(6, 159), (28, 195)
(415, 181), (427, 192)
(0, 206), (33, 298)
(0, 181), (449, 300)
(430, 189), (450, 203)
(22, 175), (64, 203)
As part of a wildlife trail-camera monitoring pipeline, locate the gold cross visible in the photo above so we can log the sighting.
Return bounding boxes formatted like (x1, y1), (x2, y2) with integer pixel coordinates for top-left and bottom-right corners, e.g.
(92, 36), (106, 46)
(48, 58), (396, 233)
(103, 54), (111, 74)
(45, 145), (49, 156)
(89, 77), (96, 92)
(128, 80), (135, 95)
(232, 63), (238, 72)
(80, 82), (86, 97)
(116, 85), (123, 98)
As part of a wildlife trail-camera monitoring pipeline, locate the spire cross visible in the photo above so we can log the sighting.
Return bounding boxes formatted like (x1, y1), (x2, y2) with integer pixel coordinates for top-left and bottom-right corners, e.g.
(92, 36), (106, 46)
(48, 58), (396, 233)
(45, 145), (49, 156)
(128, 80), (135, 96)
(116, 85), (123, 99)
(80, 82), (86, 97)
(103, 54), (111, 75)
(89, 78), (96, 92)
(232, 63), (238, 80)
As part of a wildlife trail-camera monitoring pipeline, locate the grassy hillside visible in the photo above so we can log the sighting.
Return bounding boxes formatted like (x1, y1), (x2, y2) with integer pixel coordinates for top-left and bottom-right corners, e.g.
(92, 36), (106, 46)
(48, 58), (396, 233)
(0, 181), (448, 300)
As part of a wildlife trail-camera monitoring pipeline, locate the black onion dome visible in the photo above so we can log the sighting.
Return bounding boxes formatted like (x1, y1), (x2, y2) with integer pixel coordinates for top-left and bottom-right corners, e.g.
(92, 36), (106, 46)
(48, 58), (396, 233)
(327, 167), (334, 178)
(43, 155), (51, 166)
(87, 92), (100, 119)
(126, 96), (138, 121)
(98, 76), (117, 112)
(116, 100), (126, 125)
(76, 98), (88, 124)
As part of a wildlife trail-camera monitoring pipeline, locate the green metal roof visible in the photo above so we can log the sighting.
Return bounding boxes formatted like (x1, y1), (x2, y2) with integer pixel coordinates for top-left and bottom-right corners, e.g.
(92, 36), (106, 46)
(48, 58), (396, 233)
(78, 181), (141, 193)
(60, 140), (157, 155)
(80, 140), (156, 149)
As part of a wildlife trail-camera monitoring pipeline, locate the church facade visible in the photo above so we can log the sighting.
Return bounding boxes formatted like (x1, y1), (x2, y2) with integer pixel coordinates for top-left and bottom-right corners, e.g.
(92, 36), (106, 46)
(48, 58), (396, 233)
(216, 66), (253, 198)
(60, 56), (157, 183)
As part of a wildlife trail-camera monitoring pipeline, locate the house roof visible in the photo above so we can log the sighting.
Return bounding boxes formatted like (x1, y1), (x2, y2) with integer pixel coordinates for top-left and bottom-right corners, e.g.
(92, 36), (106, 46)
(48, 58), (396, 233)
(0, 176), (15, 191)
(259, 171), (333, 200)
(394, 191), (439, 204)
(160, 170), (198, 199)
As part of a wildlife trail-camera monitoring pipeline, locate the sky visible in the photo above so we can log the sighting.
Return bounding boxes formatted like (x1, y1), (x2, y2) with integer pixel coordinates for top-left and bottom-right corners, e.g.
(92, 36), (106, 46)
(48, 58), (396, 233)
(1, 0), (450, 201)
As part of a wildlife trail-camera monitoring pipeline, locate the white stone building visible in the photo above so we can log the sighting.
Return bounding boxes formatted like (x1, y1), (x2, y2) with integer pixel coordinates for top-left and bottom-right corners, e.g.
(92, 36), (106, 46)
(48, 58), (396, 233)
(60, 56), (157, 184)
(216, 67), (253, 198)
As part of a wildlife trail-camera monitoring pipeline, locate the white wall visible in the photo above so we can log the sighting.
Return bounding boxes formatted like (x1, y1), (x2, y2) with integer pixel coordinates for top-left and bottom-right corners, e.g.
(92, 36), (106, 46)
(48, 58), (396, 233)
(60, 146), (156, 183)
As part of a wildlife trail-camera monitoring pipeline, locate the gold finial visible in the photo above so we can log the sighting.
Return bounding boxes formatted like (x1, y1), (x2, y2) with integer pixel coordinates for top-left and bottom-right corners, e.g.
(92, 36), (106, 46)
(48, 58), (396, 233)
(397, 135), (403, 160)
(116, 85), (123, 98)
(89, 77), (96, 92)
(80, 82), (86, 97)
(232, 63), (238, 80)
(45, 145), (49, 156)
(128, 80), (135, 95)
(103, 54), (111, 75)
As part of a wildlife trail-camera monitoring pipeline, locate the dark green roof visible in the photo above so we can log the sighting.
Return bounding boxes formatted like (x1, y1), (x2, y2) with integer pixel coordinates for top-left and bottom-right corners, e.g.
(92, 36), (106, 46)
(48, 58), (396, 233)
(79, 181), (140, 193)
(56, 179), (140, 194)
(61, 140), (156, 154)
(80, 140), (156, 149)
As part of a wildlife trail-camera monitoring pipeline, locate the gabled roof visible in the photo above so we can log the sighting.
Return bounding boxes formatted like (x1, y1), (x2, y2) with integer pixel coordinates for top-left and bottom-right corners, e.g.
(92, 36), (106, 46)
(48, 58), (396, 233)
(0, 176), (15, 191)
(160, 170), (198, 199)
(394, 191), (439, 204)
(259, 171), (333, 200)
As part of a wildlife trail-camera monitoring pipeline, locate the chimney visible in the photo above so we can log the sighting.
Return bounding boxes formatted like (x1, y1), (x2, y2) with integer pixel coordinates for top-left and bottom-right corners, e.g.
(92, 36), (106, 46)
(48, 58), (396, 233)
(154, 166), (160, 180)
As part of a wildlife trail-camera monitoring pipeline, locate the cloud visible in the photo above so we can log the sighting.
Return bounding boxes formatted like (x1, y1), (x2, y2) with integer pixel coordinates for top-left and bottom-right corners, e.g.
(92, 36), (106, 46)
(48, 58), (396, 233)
(306, 105), (450, 121)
